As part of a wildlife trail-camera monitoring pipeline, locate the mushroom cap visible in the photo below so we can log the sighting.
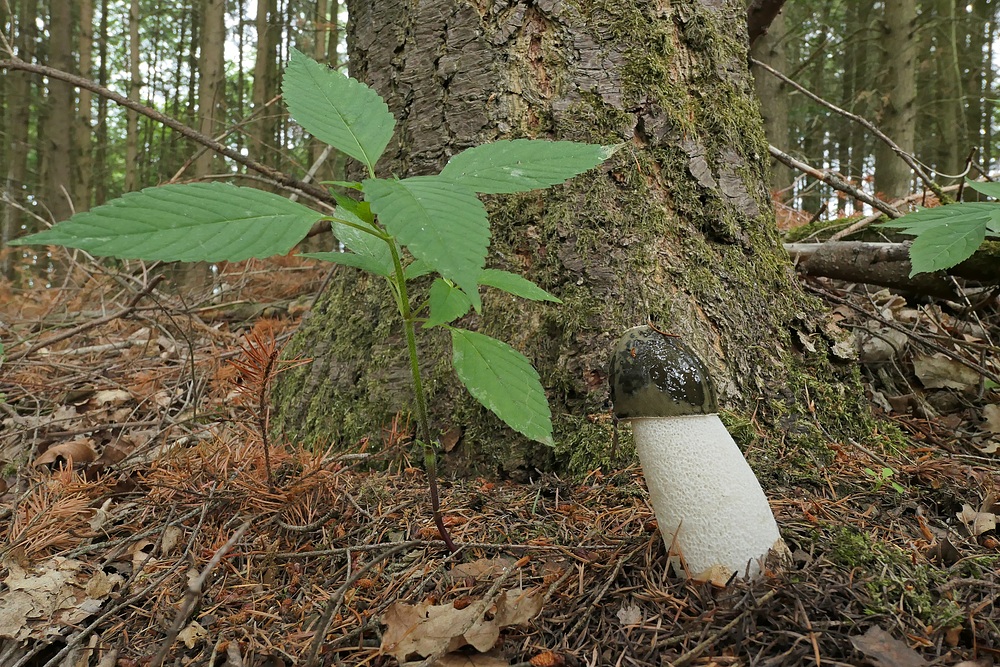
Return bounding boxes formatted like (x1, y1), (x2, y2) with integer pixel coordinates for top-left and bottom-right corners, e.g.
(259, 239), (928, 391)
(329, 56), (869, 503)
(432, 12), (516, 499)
(609, 325), (718, 419)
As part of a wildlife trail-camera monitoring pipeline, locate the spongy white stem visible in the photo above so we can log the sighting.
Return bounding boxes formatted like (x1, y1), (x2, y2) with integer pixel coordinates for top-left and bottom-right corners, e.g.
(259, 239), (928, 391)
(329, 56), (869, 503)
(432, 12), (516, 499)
(632, 414), (783, 583)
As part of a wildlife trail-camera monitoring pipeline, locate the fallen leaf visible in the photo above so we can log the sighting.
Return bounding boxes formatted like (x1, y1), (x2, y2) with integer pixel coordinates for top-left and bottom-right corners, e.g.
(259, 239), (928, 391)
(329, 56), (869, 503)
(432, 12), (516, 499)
(0, 557), (123, 641)
(978, 440), (1000, 454)
(178, 621), (207, 649)
(615, 602), (642, 626)
(983, 404), (1000, 433)
(381, 600), (497, 662)
(32, 440), (100, 468)
(912, 354), (979, 391)
(957, 503), (997, 536)
(494, 587), (543, 627)
(850, 626), (927, 667)
(451, 558), (513, 581)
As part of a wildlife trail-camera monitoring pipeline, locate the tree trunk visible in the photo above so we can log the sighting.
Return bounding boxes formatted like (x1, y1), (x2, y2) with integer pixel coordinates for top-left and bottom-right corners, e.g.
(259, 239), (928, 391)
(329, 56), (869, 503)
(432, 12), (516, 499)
(73, 0), (93, 213)
(124, 0), (140, 192)
(41, 0), (74, 221)
(251, 0), (279, 169)
(193, 0), (226, 177)
(750, 12), (791, 201)
(2, 0), (36, 278)
(272, 0), (872, 476)
(873, 0), (917, 199)
(93, 0), (108, 205)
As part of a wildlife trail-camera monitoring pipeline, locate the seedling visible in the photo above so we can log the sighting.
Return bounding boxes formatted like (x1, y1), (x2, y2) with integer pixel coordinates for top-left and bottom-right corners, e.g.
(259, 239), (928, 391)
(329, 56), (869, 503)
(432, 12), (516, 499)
(863, 466), (906, 494)
(12, 50), (615, 549)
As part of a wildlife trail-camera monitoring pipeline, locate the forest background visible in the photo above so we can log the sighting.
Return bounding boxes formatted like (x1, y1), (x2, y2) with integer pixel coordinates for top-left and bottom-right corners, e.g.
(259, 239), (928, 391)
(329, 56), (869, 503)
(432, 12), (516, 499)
(0, 0), (996, 266)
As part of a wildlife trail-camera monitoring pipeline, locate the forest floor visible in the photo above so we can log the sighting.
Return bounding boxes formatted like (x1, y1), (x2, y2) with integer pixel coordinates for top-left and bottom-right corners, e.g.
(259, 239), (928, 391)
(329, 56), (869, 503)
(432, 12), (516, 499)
(0, 253), (998, 667)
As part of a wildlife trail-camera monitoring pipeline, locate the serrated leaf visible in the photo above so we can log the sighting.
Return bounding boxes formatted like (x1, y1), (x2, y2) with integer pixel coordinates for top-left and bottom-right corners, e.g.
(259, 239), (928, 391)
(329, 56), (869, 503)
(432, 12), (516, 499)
(327, 207), (392, 275)
(300, 251), (391, 277)
(363, 176), (488, 310)
(966, 180), (1000, 199)
(451, 328), (553, 445)
(440, 139), (613, 194)
(424, 279), (472, 328)
(878, 202), (997, 234)
(907, 219), (987, 276)
(479, 269), (560, 302)
(404, 259), (433, 281)
(10, 183), (321, 262)
(282, 48), (395, 174)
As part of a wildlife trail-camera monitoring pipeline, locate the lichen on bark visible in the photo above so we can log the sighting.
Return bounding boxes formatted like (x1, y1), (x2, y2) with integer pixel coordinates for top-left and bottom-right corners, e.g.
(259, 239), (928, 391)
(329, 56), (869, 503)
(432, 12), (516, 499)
(271, 0), (882, 477)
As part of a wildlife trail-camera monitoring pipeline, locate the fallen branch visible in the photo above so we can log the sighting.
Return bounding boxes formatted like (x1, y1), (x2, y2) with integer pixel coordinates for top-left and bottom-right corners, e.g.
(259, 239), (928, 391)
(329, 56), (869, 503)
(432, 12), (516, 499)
(786, 241), (1000, 299)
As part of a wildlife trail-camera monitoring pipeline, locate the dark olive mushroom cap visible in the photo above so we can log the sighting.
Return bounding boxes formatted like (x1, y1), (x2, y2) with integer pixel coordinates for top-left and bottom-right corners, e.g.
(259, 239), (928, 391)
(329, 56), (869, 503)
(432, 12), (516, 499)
(609, 325), (718, 418)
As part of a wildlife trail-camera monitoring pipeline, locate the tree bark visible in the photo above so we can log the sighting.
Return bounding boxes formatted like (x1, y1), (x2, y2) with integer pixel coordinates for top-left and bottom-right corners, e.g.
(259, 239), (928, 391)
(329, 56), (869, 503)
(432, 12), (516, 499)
(873, 0), (917, 199)
(251, 0), (279, 169)
(2, 0), (36, 277)
(41, 0), (74, 221)
(272, 0), (873, 476)
(125, 0), (140, 192)
(74, 0), (93, 213)
(193, 0), (226, 177)
(750, 11), (791, 201)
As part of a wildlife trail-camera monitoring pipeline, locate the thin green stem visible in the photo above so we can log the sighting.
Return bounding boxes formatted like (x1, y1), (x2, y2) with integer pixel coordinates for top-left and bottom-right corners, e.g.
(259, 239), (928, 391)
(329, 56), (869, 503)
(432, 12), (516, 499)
(387, 241), (457, 553)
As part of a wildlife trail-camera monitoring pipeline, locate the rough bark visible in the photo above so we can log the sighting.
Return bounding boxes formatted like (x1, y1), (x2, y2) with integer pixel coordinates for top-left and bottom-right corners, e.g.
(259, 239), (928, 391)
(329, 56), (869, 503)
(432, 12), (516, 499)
(251, 0), (280, 169)
(750, 11), (791, 200)
(125, 0), (140, 192)
(74, 0), (93, 213)
(93, 0), (108, 205)
(42, 0), (74, 221)
(873, 0), (917, 199)
(272, 0), (874, 477)
(193, 0), (226, 177)
(2, 0), (36, 277)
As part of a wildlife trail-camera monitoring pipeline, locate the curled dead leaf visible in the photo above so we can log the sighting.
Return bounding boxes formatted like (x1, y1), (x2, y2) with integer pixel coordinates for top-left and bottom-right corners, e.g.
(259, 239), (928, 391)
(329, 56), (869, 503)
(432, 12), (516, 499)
(32, 440), (100, 468)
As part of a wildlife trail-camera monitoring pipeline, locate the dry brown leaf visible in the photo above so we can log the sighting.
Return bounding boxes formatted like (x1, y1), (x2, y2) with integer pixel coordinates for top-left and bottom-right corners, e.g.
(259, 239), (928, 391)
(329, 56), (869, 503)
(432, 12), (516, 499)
(0, 557), (123, 641)
(382, 600), (496, 662)
(178, 620), (207, 649)
(957, 503), (997, 536)
(912, 353), (979, 391)
(850, 626), (927, 667)
(983, 404), (1000, 433)
(32, 439), (100, 467)
(451, 558), (514, 581)
(494, 588), (543, 627)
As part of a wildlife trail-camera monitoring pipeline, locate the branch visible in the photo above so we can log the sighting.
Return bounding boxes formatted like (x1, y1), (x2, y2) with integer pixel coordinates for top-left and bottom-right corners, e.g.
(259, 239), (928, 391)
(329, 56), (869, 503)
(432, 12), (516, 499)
(0, 57), (336, 207)
(751, 56), (949, 204)
(786, 241), (1000, 299)
(768, 145), (902, 219)
(746, 0), (788, 46)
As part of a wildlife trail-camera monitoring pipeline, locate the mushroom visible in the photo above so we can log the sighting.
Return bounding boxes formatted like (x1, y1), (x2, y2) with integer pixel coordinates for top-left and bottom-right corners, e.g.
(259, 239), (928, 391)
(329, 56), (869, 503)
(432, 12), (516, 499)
(609, 325), (789, 585)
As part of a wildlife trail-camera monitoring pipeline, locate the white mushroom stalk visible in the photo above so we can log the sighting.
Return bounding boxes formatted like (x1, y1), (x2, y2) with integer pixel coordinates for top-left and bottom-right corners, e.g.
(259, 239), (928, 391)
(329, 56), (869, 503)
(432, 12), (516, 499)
(609, 325), (789, 586)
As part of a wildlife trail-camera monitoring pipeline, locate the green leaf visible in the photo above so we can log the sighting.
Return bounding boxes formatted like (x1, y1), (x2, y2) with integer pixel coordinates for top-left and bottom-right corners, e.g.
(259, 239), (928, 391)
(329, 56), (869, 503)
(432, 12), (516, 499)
(479, 269), (560, 302)
(907, 219), (987, 276)
(326, 208), (392, 275)
(10, 183), (321, 262)
(363, 176), (489, 310)
(451, 328), (553, 445)
(424, 279), (472, 328)
(440, 140), (614, 194)
(877, 202), (997, 234)
(404, 259), (433, 281)
(331, 191), (375, 224)
(965, 180), (1000, 199)
(299, 250), (391, 277)
(282, 48), (395, 174)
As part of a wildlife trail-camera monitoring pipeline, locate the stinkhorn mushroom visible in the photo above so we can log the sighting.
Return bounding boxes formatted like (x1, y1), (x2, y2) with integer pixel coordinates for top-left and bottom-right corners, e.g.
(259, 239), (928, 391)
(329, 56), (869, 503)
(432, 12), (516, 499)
(609, 325), (789, 585)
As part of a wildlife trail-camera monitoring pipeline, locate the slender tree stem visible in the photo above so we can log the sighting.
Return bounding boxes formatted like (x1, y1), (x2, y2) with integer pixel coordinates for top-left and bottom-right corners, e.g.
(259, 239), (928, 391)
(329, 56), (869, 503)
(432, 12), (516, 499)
(388, 243), (457, 553)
